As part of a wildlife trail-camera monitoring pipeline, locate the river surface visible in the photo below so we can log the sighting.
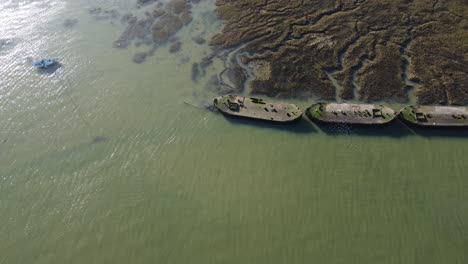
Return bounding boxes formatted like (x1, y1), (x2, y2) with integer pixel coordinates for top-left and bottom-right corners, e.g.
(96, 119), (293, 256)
(1, 1), (467, 263)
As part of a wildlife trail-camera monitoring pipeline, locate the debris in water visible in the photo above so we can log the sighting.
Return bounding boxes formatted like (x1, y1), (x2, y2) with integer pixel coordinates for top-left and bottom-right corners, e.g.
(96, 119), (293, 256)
(63, 19), (78, 28)
(121, 13), (136, 23)
(148, 45), (158, 56)
(88, 7), (102, 15)
(91, 136), (108, 144)
(137, 0), (157, 8)
(179, 56), (190, 64)
(192, 36), (206, 45)
(169, 41), (182, 53)
(88, 7), (120, 20)
(191, 63), (200, 81)
(133, 52), (148, 64)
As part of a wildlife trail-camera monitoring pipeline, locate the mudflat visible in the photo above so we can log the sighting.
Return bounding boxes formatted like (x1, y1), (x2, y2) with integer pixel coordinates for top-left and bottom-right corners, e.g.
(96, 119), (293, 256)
(208, 0), (467, 105)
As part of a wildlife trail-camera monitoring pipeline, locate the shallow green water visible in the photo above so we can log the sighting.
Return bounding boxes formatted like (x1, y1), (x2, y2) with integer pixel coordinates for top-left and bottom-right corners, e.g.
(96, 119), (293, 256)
(0, 1), (467, 263)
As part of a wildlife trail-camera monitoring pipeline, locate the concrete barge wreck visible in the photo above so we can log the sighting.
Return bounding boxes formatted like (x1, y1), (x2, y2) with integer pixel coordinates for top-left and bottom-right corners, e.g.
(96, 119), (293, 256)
(213, 95), (302, 122)
(306, 103), (397, 125)
(212, 95), (467, 128)
(399, 105), (468, 127)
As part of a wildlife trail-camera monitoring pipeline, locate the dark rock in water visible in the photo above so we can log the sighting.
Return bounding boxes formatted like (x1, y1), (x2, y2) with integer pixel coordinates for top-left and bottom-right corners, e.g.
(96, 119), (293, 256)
(179, 11), (193, 25)
(152, 13), (184, 43)
(179, 56), (190, 64)
(88, 7), (102, 15)
(89, 7), (120, 20)
(91, 136), (108, 144)
(113, 17), (138, 48)
(148, 45), (158, 56)
(121, 13), (135, 23)
(152, 9), (165, 18)
(103, 9), (120, 19)
(192, 36), (206, 45)
(191, 0), (200, 4)
(133, 18), (156, 40)
(169, 36), (179, 43)
(169, 41), (182, 53)
(150, 1), (192, 42)
(127, 16), (137, 24)
(114, 0), (195, 62)
(192, 63), (200, 81)
(137, 0), (156, 7)
(200, 55), (214, 69)
(133, 52), (148, 64)
(167, 0), (191, 15)
(63, 19), (78, 28)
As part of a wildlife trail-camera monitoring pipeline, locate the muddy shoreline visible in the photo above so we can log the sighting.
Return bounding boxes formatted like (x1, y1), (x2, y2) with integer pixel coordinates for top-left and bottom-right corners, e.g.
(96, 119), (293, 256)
(206, 0), (468, 105)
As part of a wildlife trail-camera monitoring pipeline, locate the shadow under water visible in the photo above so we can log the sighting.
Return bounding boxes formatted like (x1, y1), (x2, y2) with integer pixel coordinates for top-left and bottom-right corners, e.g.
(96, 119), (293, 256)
(404, 124), (468, 138)
(91, 136), (109, 144)
(36, 63), (63, 75)
(223, 115), (317, 134)
(293, 118), (467, 139)
(219, 113), (468, 138)
(315, 119), (413, 138)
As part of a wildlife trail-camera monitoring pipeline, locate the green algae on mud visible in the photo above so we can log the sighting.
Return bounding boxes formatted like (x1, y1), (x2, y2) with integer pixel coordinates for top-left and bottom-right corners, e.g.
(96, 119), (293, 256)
(208, 0), (468, 105)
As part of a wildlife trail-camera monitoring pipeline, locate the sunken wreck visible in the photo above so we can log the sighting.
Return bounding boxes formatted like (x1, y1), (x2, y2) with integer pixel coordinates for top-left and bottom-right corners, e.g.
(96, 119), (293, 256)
(214, 95), (302, 122)
(399, 105), (468, 127)
(306, 103), (397, 125)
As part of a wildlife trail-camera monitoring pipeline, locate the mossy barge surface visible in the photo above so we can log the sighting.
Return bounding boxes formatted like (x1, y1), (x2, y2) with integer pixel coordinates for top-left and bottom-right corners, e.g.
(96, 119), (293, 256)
(399, 105), (468, 127)
(306, 103), (397, 125)
(213, 95), (302, 122)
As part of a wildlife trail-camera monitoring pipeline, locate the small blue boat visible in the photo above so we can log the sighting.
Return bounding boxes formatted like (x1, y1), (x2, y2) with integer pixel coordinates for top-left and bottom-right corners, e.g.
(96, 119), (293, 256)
(32, 58), (58, 68)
